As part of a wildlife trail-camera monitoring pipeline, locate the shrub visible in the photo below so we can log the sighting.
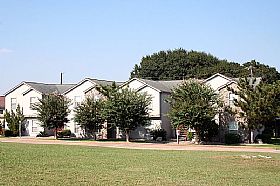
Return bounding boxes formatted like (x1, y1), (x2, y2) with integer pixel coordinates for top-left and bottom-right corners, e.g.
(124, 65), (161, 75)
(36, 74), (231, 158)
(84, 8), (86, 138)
(36, 131), (49, 137)
(225, 133), (240, 144)
(150, 129), (167, 141)
(4, 130), (18, 137)
(256, 133), (272, 144)
(57, 129), (72, 138)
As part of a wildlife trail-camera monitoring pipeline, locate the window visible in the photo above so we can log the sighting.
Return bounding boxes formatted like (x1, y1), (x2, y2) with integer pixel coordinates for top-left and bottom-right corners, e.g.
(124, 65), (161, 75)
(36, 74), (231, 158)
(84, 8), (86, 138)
(229, 93), (238, 107)
(74, 96), (82, 107)
(228, 121), (238, 131)
(94, 95), (100, 101)
(31, 120), (38, 132)
(30, 97), (37, 108)
(0, 109), (3, 114)
(74, 123), (79, 133)
(11, 98), (17, 110)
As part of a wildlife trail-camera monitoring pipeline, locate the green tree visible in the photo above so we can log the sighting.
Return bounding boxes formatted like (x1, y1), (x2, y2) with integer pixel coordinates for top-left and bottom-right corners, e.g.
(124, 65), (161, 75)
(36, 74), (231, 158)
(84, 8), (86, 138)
(103, 87), (151, 142)
(74, 97), (105, 138)
(167, 80), (220, 142)
(32, 94), (70, 139)
(130, 49), (280, 83)
(4, 105), (25, 136)
(230, 78), (280, 143)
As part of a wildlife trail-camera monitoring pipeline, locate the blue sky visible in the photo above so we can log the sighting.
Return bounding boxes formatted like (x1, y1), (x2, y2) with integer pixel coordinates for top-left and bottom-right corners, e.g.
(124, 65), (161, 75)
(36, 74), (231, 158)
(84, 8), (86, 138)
(1, 0), (280, 94)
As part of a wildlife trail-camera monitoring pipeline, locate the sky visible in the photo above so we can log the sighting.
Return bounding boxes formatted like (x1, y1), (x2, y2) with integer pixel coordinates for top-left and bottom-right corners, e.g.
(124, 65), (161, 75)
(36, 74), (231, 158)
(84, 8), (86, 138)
(1, 0), (280, 94)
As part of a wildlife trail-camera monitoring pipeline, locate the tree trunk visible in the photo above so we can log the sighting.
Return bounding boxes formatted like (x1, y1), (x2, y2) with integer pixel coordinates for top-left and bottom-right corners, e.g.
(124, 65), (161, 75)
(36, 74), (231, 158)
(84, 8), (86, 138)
(54, 128), (57, 139)
(250, 129), (254, 144)
(125, 129), (130, 142)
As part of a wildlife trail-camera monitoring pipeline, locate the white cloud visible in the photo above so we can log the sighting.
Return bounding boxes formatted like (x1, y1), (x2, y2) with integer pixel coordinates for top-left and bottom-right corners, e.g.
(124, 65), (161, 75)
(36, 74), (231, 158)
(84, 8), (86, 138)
(0, 48), (13, 53)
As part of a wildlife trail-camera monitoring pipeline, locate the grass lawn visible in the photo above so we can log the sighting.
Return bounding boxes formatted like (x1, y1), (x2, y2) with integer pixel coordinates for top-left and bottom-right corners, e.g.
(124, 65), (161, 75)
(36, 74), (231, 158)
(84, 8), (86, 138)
(1, 143), (280, 186)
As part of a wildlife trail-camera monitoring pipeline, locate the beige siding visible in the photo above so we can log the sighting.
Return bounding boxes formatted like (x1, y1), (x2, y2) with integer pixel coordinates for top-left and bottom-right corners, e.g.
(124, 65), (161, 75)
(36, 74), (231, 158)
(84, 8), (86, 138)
(65, 80), (95, 136)
(5, 84), (44, 136)
(138, 86), (160, 117)
(205, 76), (230, 90)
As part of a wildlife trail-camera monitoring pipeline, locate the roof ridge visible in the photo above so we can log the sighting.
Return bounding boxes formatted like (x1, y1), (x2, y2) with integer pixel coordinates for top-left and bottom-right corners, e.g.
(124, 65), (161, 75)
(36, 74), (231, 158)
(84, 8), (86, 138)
(25, 81), (75, 86)
(86, 77), (123, 83)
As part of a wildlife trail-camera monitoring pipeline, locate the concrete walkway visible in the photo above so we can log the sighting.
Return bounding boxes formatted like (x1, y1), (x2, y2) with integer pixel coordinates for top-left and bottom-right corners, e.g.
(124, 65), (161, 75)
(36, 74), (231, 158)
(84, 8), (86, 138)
(1, 137), (280, 153)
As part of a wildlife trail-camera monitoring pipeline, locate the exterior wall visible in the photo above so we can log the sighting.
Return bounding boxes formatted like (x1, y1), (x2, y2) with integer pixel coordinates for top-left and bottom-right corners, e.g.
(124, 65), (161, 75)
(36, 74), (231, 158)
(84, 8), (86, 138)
(24, 118), (44, 137)
(130, 119), (162, 139)
(160, 92), (173, 139)
(125, 79), (166, 139)
(138, 86), (160, 117)
(65, 80), (106, 138)
(205, 76), (231, 90)
(125, 79), (145, 89)
(22, 90), (42, 117)
(64, 80), (95, 137)
(5, 84), (43, 136)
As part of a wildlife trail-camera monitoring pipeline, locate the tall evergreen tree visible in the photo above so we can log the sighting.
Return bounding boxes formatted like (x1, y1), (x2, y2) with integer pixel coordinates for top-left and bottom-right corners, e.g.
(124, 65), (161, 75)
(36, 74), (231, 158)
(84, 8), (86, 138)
(4, 105), (25, 136)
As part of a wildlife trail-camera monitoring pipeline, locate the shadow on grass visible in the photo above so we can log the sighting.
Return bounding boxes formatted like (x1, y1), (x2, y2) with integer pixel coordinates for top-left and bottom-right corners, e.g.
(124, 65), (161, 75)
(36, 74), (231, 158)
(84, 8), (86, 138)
(57, 137), (172, 144)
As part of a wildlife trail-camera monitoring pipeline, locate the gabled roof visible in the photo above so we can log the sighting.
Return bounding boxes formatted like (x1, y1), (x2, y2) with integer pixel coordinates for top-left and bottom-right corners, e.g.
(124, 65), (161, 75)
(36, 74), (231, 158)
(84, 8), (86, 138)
(0, 96), (4, 109)
(122, 78), (183, 93)
(5, 82), (76, 96)
(139, 79), (183, 93)
(25, 82), (75, 94)
(63, 78), (124, 95)
(203, 73), (234, 83)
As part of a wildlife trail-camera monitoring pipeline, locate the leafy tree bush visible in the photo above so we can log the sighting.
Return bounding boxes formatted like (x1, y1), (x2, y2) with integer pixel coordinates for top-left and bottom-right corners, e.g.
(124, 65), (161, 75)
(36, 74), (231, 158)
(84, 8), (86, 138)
(225, 133), (241, 144)
(150, 129), (167, 141)
(103, 87), (151, 142)
(74, 97), (105, 136)
(130, 49), (280, 83)
(167, 80), (220, 142)
(32, 93), (70, 139)
(229, 78), (280, 143)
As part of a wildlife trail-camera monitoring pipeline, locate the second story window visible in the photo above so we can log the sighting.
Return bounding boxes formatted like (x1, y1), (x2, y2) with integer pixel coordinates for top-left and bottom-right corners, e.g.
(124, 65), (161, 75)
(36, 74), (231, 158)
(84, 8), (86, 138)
(229, 93), (238, 107)
(11, 98), (17, 110)
(30, 97), (37, 108)
(74, 96), (82, 107)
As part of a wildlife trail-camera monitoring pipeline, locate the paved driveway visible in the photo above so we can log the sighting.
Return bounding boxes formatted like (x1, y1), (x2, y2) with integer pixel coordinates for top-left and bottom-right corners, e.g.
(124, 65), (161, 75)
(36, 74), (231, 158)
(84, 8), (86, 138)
(1, 137), (279, 153)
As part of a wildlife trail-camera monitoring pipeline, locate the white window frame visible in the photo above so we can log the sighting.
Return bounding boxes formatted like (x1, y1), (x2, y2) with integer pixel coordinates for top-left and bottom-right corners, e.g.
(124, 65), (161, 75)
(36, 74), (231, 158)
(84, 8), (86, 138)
(74, 96), (82, 107)
(30, 97), (37, 108)
(31, 120), (38, 133)
(11, 98), (17, 110)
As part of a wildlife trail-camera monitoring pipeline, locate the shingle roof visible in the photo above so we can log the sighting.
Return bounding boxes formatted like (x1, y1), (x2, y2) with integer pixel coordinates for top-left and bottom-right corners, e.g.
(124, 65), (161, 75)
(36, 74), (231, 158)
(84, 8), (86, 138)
(138, 79), (183, 92)
(87, 78), (124, 87)
(24, 82), (76, 94)
(0, 96), (4, 109)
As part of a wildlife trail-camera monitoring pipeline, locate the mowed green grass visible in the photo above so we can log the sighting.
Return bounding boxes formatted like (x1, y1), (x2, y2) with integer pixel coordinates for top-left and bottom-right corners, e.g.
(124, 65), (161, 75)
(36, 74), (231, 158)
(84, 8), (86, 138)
(1, 143), (280, 186)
